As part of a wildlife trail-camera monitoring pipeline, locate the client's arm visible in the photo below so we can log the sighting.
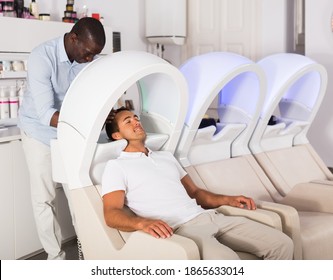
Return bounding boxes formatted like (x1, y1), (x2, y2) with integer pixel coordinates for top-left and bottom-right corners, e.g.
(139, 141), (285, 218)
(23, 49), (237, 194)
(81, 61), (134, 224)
(103, 190), (173, 239)
(181, 175), (256, 210)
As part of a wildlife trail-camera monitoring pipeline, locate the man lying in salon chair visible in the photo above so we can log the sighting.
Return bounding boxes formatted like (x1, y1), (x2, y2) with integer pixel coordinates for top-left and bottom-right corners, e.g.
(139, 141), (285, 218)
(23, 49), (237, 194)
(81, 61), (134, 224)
(101, 107), (294, 260)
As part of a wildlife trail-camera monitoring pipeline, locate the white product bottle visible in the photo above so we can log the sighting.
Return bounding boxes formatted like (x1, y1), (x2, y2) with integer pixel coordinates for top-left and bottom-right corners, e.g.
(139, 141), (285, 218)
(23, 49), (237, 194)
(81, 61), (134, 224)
(18, 82), (25, 107)
(9, 86), (19, 119)
(0, 86), (10, 120)
(80, 4), (88, 18)
(0, 87), (2, 119)
(30, 0), (39, 18)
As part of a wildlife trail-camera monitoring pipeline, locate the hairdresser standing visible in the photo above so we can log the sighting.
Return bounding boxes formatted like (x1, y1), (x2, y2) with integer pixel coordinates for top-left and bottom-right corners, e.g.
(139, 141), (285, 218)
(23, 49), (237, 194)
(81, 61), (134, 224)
(18, 17), (106, 260)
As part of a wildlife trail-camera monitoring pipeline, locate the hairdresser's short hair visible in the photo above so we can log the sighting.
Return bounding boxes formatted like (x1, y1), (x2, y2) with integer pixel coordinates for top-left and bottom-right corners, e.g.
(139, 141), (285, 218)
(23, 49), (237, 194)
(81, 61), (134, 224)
(70, 17), (106, 49)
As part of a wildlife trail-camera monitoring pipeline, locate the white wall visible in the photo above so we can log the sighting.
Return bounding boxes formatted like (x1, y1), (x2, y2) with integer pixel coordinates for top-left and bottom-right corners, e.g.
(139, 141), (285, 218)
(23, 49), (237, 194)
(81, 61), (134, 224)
(305, 0), (333, 167)
(35, 0), (186, 66)
(33, 0), (333, 166)
(35, 0), (147, 52)
(260, 0), (291, 59)
(34, 0), (294, 65)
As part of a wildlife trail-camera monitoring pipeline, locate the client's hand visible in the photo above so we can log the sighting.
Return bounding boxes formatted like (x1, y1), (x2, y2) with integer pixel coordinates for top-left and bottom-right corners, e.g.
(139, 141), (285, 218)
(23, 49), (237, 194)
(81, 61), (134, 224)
(140, 219), (174, 239)
(227, 195), (257, 210)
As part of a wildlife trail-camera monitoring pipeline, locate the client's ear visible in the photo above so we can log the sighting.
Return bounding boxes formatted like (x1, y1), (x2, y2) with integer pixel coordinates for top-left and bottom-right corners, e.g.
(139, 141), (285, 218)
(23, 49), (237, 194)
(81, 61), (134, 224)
(111, 132), (122, 140)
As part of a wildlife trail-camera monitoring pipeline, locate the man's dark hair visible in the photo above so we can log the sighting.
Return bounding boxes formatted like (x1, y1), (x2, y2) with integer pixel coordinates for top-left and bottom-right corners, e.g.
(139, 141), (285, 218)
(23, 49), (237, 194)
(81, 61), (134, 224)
(105, 107), (130, 141)
(70, 17), (106, 48)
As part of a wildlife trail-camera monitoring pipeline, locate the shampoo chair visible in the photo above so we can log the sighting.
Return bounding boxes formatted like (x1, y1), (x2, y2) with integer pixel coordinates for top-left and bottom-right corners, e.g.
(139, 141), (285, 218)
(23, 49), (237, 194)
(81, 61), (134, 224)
(50, 51), (283, 260)
(250, 53), (333, 193)
(176, 52), (302, 259)
(248, 53), (333, 259)
(51, 51), (200, 259)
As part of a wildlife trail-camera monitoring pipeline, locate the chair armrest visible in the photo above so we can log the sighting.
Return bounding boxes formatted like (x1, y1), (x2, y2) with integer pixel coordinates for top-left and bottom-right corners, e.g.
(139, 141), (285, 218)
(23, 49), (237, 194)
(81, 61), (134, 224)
(69, 186), (200, 260)
(256, 200), (302, 260)
(216, 205), (282, 230)
(121, 231), (200, 260)
(282, 182), (333, 213)
(310, 179), (333, 186)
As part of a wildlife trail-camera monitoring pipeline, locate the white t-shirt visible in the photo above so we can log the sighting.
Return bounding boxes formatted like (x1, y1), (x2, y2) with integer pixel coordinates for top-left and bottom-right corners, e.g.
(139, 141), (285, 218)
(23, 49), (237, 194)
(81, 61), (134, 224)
(101, 149), (205, 228)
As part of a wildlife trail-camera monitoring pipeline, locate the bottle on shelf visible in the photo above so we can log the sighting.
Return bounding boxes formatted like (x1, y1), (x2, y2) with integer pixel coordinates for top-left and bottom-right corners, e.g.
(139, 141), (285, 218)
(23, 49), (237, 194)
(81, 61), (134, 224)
(14, 0), (24, 18)
(9, 85), (18, 119)
(0, 86), (10, 120)
(29, 0), (38, 19)
(80, 4), (88, 18)
(18, 81), (25, 107)
(62, 0), (78, 23)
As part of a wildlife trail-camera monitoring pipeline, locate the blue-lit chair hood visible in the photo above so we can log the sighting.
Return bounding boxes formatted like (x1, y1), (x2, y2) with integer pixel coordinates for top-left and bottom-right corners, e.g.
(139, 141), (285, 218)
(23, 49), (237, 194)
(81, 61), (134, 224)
(175, 52), (266, 167)
(249, 53), (327, 153)
(246, 53), (333, 260)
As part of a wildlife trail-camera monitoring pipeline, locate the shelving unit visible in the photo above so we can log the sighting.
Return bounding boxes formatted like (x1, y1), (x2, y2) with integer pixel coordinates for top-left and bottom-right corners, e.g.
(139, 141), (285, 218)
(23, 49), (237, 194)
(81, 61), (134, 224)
(0, 53), (27, 128)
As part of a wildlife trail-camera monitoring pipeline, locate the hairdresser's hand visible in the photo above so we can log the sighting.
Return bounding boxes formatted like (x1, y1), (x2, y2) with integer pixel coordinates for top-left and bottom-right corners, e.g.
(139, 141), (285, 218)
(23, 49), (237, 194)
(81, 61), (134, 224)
(226, 195), (257, 210)
(140, 219), (174, 239)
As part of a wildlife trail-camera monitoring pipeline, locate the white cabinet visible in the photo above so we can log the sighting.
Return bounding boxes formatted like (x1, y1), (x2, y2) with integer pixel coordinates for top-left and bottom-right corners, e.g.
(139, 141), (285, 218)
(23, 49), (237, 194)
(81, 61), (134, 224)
(0, 141), (15, 259)
(11, 139), (43, 258)
(0, 132), (75, 259)
(0, 138), (42, 259)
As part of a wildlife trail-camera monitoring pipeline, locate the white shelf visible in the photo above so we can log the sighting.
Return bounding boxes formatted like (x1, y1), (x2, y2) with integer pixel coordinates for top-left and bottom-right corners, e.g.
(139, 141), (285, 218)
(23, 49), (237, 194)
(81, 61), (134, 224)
(0, 17), (113, 55)
(0, 71), (27, 79)
(0, 118), (17, 126)
(0, 126), (21, 143)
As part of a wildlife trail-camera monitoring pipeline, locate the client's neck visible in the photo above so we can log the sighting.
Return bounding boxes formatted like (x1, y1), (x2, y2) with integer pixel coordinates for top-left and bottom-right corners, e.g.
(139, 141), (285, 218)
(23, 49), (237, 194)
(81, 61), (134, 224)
(124, 141), (148, 155)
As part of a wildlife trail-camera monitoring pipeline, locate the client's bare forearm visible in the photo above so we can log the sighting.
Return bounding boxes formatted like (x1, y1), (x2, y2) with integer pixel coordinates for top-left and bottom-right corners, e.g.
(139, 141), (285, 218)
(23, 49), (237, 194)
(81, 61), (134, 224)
(105, 209), (173, 239)
(105, 209), (143, 232)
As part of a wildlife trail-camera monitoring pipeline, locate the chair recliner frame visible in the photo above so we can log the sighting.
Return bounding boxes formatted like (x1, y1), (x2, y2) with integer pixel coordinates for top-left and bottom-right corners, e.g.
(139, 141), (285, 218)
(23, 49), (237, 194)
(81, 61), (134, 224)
(249, 53), (333, 259)
(176, 52), (303, 259)
(51, 51), (200, 259)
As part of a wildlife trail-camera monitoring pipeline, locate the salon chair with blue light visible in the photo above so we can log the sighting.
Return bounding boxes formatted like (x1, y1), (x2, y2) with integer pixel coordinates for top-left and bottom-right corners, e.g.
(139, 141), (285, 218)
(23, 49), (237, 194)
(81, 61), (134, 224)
(249, 53), (333, 259)
(175, 52), (303, 259)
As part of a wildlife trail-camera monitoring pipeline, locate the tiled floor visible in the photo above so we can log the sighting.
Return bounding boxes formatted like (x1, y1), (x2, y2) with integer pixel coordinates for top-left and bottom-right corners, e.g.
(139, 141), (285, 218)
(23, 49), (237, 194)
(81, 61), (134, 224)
(27, 237), (80, 260)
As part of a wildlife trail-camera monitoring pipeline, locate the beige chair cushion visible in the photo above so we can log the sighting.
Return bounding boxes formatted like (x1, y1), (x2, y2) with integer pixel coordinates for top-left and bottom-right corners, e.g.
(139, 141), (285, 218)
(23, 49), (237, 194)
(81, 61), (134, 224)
(186, 153), (333, 259)
(185, 156), (303, 259)
(255, 144), (333, 196)
(298, 211), (333, 259)
(69, 185), (200, 259)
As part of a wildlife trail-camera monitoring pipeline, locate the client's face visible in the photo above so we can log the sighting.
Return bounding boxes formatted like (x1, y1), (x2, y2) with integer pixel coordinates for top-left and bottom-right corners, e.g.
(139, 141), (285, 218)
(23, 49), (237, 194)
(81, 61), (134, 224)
(114, 110), (146, 142)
